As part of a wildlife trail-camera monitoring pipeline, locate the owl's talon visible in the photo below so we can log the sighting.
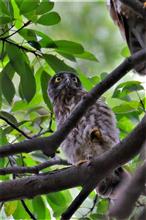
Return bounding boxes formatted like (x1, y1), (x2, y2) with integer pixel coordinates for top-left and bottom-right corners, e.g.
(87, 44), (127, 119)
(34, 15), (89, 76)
(90, 127), (103, 142)
(74, 160), (90, 166)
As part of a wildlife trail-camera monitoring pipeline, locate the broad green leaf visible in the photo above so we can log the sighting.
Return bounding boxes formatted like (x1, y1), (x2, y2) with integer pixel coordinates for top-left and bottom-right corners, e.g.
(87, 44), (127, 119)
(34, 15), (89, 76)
(47, 192), (69, 217)
(32, 197), (46, 219)
(1, 73), (15, 104)
(16, 0), (39, 14)
(19, 28), (37, 41)
(18, 62), (36, 102)
(44, 54), (75, 72)
(36, 1), (54, 14)
(75, 51), (98, 62)
(0, 0), (10, 16)
(4, 201), (18, 217)
(6, 42), (25, 73)
(13, 201), (32, 219)
(0, 128), (8, 146)
(0, 16), (12, 24)
(112, 81), (144, 101)
(57, 51), (76, 62)
(55, 40), (84, 54)
(41, 71), (53, 111)
(6, 43), (36, 102)
(37, 12), (61, 26)
(113, 103), (137, 114)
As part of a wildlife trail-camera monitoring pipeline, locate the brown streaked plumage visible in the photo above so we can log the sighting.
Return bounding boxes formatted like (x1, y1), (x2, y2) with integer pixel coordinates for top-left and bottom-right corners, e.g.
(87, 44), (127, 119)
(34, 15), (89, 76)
(48, 71), (129, 198)
(107, 0), (146, 75)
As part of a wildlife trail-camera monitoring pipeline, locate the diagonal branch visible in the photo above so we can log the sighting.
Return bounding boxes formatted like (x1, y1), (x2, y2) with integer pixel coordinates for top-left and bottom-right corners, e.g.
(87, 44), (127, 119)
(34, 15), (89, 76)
(0, 158), (70, 175)
(0, 48), (146, 158)
(119, 0), (146, 20)
(0, 113), (146, 202)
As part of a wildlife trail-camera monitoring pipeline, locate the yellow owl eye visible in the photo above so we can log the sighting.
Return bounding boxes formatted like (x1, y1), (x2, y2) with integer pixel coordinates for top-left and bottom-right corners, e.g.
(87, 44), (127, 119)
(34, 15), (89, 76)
(72, 77), (78, 83)
(55, 77), (62, 83)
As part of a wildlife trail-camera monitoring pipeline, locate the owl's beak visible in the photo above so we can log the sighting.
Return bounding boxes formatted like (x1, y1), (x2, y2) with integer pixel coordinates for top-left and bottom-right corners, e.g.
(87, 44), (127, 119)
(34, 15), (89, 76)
(64, 78), (71, 86)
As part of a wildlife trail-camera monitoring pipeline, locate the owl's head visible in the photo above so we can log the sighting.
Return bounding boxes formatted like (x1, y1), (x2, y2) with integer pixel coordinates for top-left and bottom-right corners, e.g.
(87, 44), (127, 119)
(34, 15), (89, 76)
(48, 71), (82, 101)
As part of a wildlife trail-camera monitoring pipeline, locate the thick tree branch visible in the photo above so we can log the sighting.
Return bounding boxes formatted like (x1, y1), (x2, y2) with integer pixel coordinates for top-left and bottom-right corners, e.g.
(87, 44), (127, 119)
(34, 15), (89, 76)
(109, 162), (146, 219)
(0, 113), (146, 202)
(119, 0), (146, 20)
(0, 158), (70, 175)
(0, 49), (146, 158)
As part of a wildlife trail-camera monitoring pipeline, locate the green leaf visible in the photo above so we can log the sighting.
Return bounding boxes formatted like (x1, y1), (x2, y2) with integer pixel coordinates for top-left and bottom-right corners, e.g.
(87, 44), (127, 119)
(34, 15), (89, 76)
(55, 40), (84, 54)
(32, 197), (46, 219)
(0, 128), (8, 146)
(0, 16), (12, 24)
(112, 81), (144, 101)
(0, 0), (10, 16)
(19, 28), (37, 41)
(37, 12), (61, 26)
(19, 63), (36, 102)
(6, 43), (36, 102)
(121, 46), (130, 57)
(4, 201), (18, 217)
(16, 0), (39, 14)
(75, 51), (99, 62)
(1, 73), (15, 104)
(41, 71), (53, 111)
(36, 1), (54, 14)
(47, 192), (69, 217)
(113, 103), (137, 114)
(44, 54), (75, 72)
(57, 51), (76, 62)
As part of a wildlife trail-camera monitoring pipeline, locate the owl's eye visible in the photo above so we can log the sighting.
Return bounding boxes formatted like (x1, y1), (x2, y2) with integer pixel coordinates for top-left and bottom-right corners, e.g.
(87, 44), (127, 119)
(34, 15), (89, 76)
(72, 77), (78, 83)
(55, 77), (62, 83)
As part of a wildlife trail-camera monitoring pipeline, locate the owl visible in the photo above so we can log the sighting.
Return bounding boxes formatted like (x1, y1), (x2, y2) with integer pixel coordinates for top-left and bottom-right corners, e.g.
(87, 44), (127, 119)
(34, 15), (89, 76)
(107, 0), (146, 75)
(48, 71), (128, 197)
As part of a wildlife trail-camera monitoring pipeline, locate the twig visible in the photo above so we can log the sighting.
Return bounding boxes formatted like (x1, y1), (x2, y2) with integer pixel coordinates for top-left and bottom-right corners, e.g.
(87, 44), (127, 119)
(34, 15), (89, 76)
(83, 194), (98, 217)
(0, 158), (70, 175)
(1, 38), (42, 57)
(0, 24), (15, 38)
(119, 0), (146, 20)
(4, 21), (31, 39)
(136, 90), (146, 113)
(0, 116), (31, 139)
(21, 200), (37, 220)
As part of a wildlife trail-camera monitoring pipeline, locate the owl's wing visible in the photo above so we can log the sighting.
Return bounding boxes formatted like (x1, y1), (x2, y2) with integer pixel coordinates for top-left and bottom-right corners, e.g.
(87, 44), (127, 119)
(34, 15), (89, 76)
(107, 0), (146, 75)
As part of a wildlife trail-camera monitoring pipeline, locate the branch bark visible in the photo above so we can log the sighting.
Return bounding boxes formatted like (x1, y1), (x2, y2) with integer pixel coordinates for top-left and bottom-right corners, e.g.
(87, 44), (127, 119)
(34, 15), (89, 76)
(0, 113), (146, 202)
(0, 48), (146, 158)
(109, 162), (146, 219)
(0, 158), (70, 175)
